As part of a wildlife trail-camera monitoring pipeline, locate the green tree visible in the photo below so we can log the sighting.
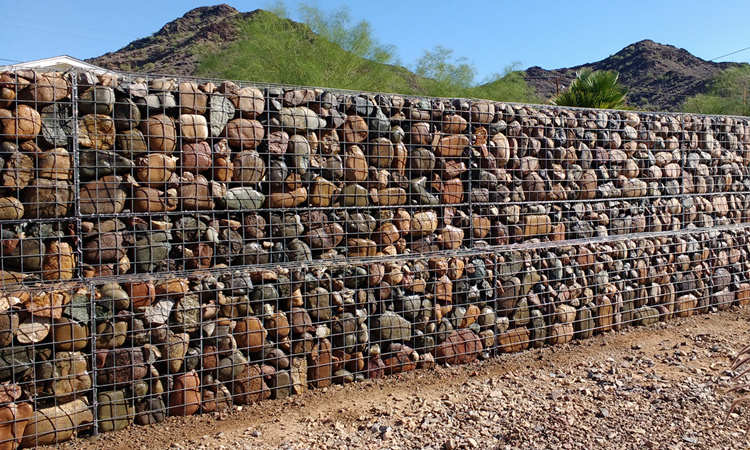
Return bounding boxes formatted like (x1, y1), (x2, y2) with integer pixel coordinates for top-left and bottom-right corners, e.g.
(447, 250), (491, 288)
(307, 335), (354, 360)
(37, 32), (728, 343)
(197, 3), (407, 92)
(469, 62), (537, 103)
(414, 45), (477, 97)
(682, 66), (750, 116)
(551, 68), (628, 109)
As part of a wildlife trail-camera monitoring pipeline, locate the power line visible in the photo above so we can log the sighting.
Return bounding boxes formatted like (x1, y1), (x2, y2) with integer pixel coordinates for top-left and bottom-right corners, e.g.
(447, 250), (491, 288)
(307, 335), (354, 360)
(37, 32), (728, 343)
(711, 45), (750, 62)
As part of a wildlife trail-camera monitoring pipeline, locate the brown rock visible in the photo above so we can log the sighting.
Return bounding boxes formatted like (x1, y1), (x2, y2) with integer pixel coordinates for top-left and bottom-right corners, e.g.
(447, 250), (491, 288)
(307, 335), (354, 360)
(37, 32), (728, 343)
(22, 178), (72, 219)
(342, 115), (368, 143)
(345, 145), (368, 182)
(179, 114), (208, 142)
(265, 186), (308, 208)
(224, 118), (264, 150)
(1, 151), (34, 189)
(498, 327), (530, 353)
(440, 178), (464, 204)
(436, 134), (469, 158)
(78, 114), (115, 149)
(135, 153), (176, 186)
(234, 86), (264, 119)
(178, 82), (207, 115)
(377, 187), (406, 206)
(235, 317), (266, 353)
(139, 114), (177, 154)
(42, 241), (75, 280)
(0, 402), (33, 450)
(79, 175), (126, 215)
(20, 398), (92, 447)
(308, 339), (333, 389)
(168, 370), (202, 416)
(2, 105), (41, 140)
(37, 148), (72, 180)
(435, 329), (482, 364)
(411, 210), (438, 237)
(232, 151), (266, 185)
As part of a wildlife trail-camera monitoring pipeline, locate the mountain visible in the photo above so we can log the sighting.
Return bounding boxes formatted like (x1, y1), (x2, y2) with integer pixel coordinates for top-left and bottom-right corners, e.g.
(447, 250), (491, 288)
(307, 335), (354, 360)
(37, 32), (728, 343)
(88, 4), (248, 75)
(88, 4), (426, 95)
(89, 6), (744, 111)
(523, 39), (744, 111)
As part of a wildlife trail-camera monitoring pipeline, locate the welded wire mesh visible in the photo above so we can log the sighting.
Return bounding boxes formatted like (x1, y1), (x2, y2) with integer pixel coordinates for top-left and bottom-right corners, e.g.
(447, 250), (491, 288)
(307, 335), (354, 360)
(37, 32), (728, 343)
(0, 67), (749, 446)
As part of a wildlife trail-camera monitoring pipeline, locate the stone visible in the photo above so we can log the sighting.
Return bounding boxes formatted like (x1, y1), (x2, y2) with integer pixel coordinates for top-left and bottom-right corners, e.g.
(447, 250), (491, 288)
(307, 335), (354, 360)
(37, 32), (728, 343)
(134, 398), (166, 426)
(1, 150), (34, 189)
(135, 152), (176, 186)
(79, 175), (126, 215)
(209, 94), (235, 137)
(139, 114), (177, 154)
(2, 105), (41, 140)
(372, 311), (411, 341)
(435, 329), (482, 365)
(411, 210), (438, 237)
(308, 339), (333, 389)
(232, 363), (269, 404)
(37, 148), (72, 180)
(78, 149), (135, 179)
(97, 390), (133, 433)
(179, 114), (209, 141)
(51, 317), (88, 351)
(21, 179), (72, 219)
(21, 398), (93, 446)
(234, 86), (264, 118)
(232, 151), (266, 185)
(235, 317), (266, 353)
(0, 402), (33, 450)
(169, 370), (202, 416)
(497, 327), (530, 353)
(436, 134), (469, 158)
(178, 82), (208, 115)
(280, 107), (324, 131)
(79, 86), (115, 115)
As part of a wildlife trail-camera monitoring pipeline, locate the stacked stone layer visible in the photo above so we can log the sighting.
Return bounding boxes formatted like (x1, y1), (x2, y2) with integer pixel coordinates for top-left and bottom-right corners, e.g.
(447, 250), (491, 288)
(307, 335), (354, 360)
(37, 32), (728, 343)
(0, 68), (748, 446)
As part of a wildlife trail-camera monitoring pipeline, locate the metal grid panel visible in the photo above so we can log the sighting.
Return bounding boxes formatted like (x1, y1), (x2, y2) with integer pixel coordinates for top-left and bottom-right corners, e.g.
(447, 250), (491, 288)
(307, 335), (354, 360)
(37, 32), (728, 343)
(0, 67), (748, 446)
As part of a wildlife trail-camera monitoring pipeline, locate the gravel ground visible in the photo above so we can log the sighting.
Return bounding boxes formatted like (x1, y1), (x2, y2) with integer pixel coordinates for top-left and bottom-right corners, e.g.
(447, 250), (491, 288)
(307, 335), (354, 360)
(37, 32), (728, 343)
(52, 307), (750, 450)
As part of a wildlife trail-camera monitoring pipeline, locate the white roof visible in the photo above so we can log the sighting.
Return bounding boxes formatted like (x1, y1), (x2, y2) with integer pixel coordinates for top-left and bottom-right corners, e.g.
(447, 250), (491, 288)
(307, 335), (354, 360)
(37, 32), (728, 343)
(1, 55), (113, 74)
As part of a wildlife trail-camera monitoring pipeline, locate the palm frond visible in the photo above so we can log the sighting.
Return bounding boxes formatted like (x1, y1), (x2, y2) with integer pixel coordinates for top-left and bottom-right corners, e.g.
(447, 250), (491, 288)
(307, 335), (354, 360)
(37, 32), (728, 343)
(551, 68), (628, 110)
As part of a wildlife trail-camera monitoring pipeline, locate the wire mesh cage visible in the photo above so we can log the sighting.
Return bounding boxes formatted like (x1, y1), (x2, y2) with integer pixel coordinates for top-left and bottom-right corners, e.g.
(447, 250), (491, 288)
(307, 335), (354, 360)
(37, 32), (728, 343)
(0, 66), (748, 446)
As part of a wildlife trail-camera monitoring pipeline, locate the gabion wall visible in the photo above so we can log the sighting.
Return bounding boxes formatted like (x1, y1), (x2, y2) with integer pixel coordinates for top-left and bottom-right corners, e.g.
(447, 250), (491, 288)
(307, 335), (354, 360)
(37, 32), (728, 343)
(0, 67), (748, 447)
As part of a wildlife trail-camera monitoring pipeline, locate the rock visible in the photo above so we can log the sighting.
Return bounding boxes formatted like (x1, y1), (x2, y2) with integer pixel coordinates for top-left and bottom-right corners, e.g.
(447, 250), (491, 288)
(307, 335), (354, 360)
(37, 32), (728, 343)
(169, 370), (202, 416)
(372, 312), (411, 341)
(411, 210), (438, 237)
(0, 402), (33, 450)
(235, 317), (266, 353)
(139, 114), (176, 154)
(308, 339), (332, 389)
(435, 329), (482, 365)
(21, 398), (93, 446)
(79, 175), (126, 215)
(2, 105), (41, 140)
(22, 179), (72, 218)
(280, 107), (323, 131)
(97, 390), (133, 433)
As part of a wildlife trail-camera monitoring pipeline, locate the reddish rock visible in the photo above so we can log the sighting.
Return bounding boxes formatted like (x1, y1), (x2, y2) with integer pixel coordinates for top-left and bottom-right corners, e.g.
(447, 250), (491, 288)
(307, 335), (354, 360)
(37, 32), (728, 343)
(434, 329), (482, 365)
(168, 370), (202, 416)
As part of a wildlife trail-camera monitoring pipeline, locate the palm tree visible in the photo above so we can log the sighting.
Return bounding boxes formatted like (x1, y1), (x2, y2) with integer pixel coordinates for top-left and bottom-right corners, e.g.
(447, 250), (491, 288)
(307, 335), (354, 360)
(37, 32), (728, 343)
(551, 68), (628, 109)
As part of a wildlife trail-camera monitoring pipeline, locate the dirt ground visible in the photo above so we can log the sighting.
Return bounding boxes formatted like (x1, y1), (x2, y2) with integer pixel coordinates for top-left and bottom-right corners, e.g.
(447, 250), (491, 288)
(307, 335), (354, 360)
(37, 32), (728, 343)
(52, 307), (750, 450)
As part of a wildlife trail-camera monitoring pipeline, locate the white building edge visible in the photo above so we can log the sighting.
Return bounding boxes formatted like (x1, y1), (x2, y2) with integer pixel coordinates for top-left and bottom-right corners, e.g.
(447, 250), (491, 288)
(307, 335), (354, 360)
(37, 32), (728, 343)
(1, 55), (114, 75)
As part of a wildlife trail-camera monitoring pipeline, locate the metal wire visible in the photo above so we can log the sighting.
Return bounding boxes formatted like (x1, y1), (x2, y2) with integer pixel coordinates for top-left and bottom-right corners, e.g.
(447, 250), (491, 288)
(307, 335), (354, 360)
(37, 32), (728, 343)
(0, 67), (748, 446)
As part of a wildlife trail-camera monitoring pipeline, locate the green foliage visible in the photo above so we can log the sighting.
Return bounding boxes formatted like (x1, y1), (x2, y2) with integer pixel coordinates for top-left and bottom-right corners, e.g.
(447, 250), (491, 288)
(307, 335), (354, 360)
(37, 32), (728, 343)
(197, 5), (410, 93)
(682, 66), (750, 116)
(196, 2), (535, 102)
(551, 68), (628, 109)
(414, 45), (477, 97)
(469, 62), (537, 103)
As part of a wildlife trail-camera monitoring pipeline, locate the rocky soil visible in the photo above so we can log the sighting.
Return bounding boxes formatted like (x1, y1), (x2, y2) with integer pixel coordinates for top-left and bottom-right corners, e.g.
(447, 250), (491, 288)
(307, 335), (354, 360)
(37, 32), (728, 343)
(52, 306), (750, 450)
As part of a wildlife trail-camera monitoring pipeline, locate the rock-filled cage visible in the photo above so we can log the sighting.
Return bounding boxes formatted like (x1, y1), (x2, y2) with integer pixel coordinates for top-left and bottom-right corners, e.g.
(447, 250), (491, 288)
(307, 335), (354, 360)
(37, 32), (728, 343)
(0, 67), (748, 447)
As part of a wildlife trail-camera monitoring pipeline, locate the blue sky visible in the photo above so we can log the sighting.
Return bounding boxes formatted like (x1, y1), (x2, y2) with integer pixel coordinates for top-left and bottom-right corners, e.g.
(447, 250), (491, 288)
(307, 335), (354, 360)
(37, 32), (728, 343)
(2, 0), (750, 83)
